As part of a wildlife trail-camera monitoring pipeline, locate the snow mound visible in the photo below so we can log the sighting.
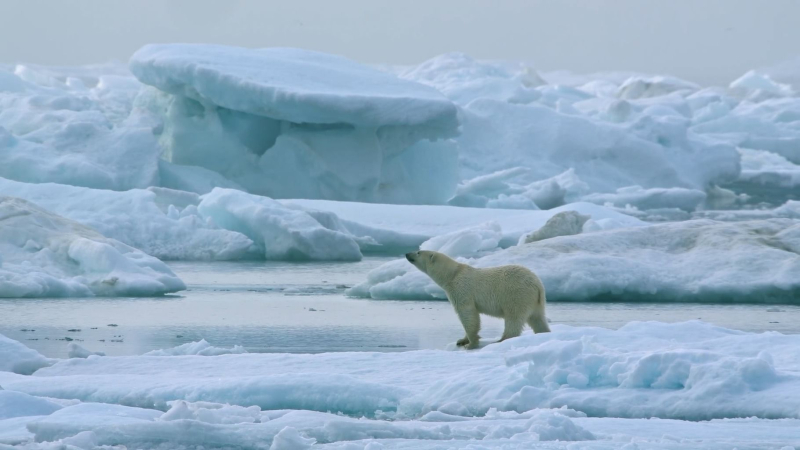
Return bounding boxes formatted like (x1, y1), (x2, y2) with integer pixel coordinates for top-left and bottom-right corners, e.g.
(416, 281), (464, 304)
(616, 75), (700, 99)
(581, 185), (707, 211)
(730, 70), (794, 97)
(732, 148), (800, 205)
(0, 390), (62, 419)
(521, 211), (590, 244)
(144, 339), (247, 357)
(695, 200), (800, 222)
(0, 197), (185, 297)
(400, 52), (545, 105)
(0, 63), (160, 190)
(353, 219), (800, 302)
(0, 177), (255, 261)
(198, 188), (363, 261)
(0, 333), (52, 374)
(66, 343), (104, 359)
(448, 167), (589, 210)
(420, 221), (502, 257)
(130, 44), (460, 204)
(160, 400), (260, 424)
(269, 426), (316, 450)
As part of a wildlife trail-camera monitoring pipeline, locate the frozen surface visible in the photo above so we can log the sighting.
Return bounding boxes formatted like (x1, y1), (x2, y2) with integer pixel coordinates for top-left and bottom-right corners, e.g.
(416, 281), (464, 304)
(2, 321), (800, 448)
(351, 219), (800, 302)
(0, 197), (185, 298)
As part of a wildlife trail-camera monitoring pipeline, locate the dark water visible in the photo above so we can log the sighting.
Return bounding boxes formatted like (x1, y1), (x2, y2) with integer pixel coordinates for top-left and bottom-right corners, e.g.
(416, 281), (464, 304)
(1, 257), (799, 358)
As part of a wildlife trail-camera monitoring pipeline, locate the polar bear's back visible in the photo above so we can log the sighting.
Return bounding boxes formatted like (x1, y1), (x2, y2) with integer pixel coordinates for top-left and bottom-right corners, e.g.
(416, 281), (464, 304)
(450, 264), (545, 318)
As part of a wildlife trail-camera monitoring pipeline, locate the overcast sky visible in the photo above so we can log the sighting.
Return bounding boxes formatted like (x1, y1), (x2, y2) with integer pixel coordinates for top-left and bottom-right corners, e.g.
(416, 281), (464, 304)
(1, 0), (797, 85)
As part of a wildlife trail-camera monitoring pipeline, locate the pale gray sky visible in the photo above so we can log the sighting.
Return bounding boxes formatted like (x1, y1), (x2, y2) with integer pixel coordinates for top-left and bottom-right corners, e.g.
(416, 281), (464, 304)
(1, 0), (798, 85)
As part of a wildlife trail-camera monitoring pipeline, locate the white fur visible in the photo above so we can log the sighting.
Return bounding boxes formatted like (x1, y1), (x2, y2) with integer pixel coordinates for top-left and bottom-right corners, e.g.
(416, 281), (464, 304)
(405, 250), (550, 349)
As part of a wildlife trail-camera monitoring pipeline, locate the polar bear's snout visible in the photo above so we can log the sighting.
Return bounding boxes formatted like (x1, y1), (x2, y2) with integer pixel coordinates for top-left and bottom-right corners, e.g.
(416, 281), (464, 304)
(405, 252), (417, 262)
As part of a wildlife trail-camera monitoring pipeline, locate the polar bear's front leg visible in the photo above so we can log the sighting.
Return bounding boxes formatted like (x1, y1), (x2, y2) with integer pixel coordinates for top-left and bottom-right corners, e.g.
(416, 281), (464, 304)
(455, 303), (481, 349)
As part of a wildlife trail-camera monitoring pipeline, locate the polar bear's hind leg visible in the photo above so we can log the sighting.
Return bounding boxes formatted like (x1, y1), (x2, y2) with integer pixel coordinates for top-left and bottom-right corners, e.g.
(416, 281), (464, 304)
(528, 313), (551, 333)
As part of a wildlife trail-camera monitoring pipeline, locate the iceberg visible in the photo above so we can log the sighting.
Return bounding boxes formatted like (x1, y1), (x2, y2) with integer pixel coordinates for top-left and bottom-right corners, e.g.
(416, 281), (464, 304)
(0, 196), (185, 298)
(130, 44), (460, 204)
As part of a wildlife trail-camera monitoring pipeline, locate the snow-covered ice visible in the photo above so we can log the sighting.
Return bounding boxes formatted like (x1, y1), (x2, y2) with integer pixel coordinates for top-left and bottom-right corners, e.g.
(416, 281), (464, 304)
(2, 321), (800, 448)
(0, 333), (52, 375)
(66, 344), (104, 359)
(198, 188), (363, 261)
(520, 211), (590, 244)
(0, 177), (255, 261)
(351, 218), (800, 302)
(0, 63), (160, 191)
(581, 186), (707, 212)
(0, 196), (185, 298)
(285, 199), (645, 255)
(3, 47), (800, 216)
(143, 339), (246, 357)
(0, 177), (643, 262)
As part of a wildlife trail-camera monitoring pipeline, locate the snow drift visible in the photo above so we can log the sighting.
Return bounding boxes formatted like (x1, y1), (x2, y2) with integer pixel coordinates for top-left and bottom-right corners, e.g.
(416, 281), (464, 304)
(0, 196), (185, 297)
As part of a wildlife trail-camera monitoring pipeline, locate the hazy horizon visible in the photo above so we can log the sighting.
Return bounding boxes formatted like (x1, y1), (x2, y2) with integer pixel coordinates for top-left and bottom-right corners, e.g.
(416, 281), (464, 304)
(1, 0), (798, 85)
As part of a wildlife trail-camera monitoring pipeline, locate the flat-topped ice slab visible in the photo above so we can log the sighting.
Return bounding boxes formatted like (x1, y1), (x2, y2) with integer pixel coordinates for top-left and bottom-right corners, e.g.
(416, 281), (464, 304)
(130, 44), (458, 128)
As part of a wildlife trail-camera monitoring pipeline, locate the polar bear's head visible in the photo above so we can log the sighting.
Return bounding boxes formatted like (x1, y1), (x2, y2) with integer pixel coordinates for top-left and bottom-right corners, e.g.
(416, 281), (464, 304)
(405, 250), (462, 287)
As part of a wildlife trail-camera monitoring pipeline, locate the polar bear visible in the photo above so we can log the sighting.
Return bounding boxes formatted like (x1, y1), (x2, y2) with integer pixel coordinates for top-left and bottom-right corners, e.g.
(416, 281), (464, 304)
(405, 250), (550, 349)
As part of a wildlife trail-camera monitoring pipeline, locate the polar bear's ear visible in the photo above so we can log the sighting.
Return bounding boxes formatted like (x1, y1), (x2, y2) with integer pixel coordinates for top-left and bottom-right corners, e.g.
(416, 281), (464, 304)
(429, 253), (435, 262)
